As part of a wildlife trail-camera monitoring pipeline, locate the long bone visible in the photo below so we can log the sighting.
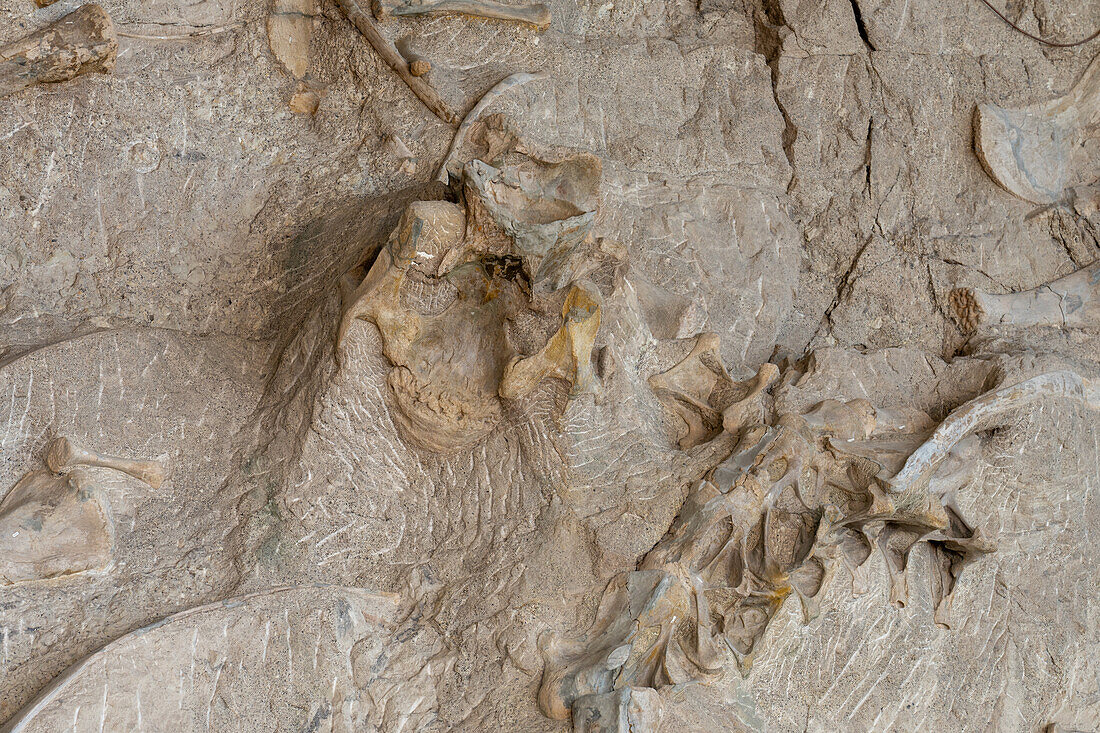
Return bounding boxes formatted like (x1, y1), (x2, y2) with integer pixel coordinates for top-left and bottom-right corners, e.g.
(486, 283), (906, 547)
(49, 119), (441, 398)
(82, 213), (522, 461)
(950, 261), (1100, 332)
(46, 437), (169, 489)
(336, 0), (460, 125)
(374, 0), (552, 29)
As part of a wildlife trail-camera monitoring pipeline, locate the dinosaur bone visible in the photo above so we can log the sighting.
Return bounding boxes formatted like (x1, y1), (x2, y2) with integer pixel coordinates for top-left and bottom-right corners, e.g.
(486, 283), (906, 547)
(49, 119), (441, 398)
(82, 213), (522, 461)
(0, 4), (117, 99)
(374, 0), (552, 30)
(541, 355), (1098, 728)
(975, 53), (1100, 204)
(436, 72), (547, 183)
(46, 436), (169, 489)
(499, 282), (602, 399)
(887, 370), (1099, 494)
(336, 0), (460, 125)
(950, 261), (1100, 332)
(0, 437), (167, 586)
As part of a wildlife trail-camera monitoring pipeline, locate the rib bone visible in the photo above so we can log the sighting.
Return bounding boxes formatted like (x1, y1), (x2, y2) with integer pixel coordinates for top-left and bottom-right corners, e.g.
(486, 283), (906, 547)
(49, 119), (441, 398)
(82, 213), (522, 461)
(888, 371), (1100, 494)
(336, 0), (460, 125)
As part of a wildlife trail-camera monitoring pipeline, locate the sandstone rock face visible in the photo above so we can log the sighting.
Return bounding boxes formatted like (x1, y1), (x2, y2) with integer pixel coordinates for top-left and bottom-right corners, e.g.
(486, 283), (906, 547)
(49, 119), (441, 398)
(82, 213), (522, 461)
(1, 0), (1098, 731)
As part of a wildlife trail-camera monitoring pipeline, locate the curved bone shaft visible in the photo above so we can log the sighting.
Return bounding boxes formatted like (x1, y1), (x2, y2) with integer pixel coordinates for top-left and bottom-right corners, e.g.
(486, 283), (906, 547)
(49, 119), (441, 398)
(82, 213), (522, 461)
(374, 0), (551, 29)
(435, 72), (546, 183)
(499, 284), (602, 399)
(46, 437), (169, 489)
(0, 4), (117, 99)
(888, 371), (1099, 493)
(950, 262), (1100, 331)
(336, 0), (460, 125)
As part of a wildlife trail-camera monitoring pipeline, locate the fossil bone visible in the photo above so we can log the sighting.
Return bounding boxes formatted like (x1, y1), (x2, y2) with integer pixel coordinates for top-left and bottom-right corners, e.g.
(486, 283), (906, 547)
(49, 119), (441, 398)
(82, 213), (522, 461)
(974, 53), (1100, 204)
(0, 4), (118, 99)
(541, 356), (1097, 727)
(0, 437), (165, 586)
(374, 0), (552, 30)
(436, 72), (548, 184)
(648, 334), (778, 449)
(46, 436), (169, 489)
(499, 282), (602, 399)
(950, 261), (1100, 332)
(267, 0), (314, 79)
(340, 143), (609, 451)
(336, 0), (460, 125)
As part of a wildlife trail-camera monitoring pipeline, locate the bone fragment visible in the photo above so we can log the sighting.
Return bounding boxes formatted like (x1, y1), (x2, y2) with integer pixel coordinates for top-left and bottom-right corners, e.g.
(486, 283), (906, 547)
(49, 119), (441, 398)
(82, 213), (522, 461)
(46, 436), (169, 489)
(436, 71), (547, 183)
(336, 0), (460, 125)
(570, 688), (663, 733)
(0, 4), (117, 99)
(267, 0), (314, 79)
(374, 0), (552, 30)
(499, 283), (602, 399)
(974, 52), (1100, 204)
(950, 261), (1100, 331)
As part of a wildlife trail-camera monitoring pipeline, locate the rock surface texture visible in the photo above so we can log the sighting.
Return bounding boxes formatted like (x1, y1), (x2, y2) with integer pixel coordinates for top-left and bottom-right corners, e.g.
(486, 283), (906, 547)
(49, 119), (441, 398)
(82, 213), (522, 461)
(1, 0), (1099, 731)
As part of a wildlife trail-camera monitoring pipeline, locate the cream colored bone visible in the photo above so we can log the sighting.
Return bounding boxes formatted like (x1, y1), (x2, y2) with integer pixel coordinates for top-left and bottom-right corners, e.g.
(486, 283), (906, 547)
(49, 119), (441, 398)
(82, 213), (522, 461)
(975, 53), (1100, 204)
(46, 436), (169, 489)
(541, 361), (1095, 727)
(373, 0), (552, 29)
(0, 4), (118, 99)
(950, 261), (1100, 332)
(267, 0), (315, 79)
(888, 371), (1100, 494)
(648, 334), (778, 449)
(337, 0), (460, 125)
(499, 283), (602, 400)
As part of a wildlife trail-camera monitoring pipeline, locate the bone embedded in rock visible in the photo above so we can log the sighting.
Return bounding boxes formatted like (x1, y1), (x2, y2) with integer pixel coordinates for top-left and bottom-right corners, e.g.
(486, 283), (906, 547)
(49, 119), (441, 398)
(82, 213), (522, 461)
(950, 261), (1100, 332)
(499, 282), (603, 400)
(336, 0), (460, 125)
(570, 687), (663, 733)
(0, 4), (118, 99)
(436, 72), (548, 183)
(267, 0), (315, 79)
(46, 436), (169, 489)
(974, 52), (1100, 204)
(373, 0), (552, 30)
(0, 466), (112, 586)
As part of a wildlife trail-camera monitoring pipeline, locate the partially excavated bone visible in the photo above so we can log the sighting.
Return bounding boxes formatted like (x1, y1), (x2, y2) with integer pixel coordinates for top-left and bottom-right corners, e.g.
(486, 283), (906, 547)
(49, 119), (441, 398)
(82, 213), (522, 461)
(1, 586), (447, 733)
(267, 0), (315, 79)
(0, 437), (167, 586)
(0, 4), (117, 99)
(499, 282), (602, 399)
(951, 261), (1100, 332)
(975, 53), (1100, 204)
(436, 72), (548, 184)
(340, 133), (613, 452)
(540, 352), (1098, 727)
(46, 436), (169, 489)
(648, 333), (778, 449)
(374, 0), (552, 30)
(337, 0), (460, 125)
